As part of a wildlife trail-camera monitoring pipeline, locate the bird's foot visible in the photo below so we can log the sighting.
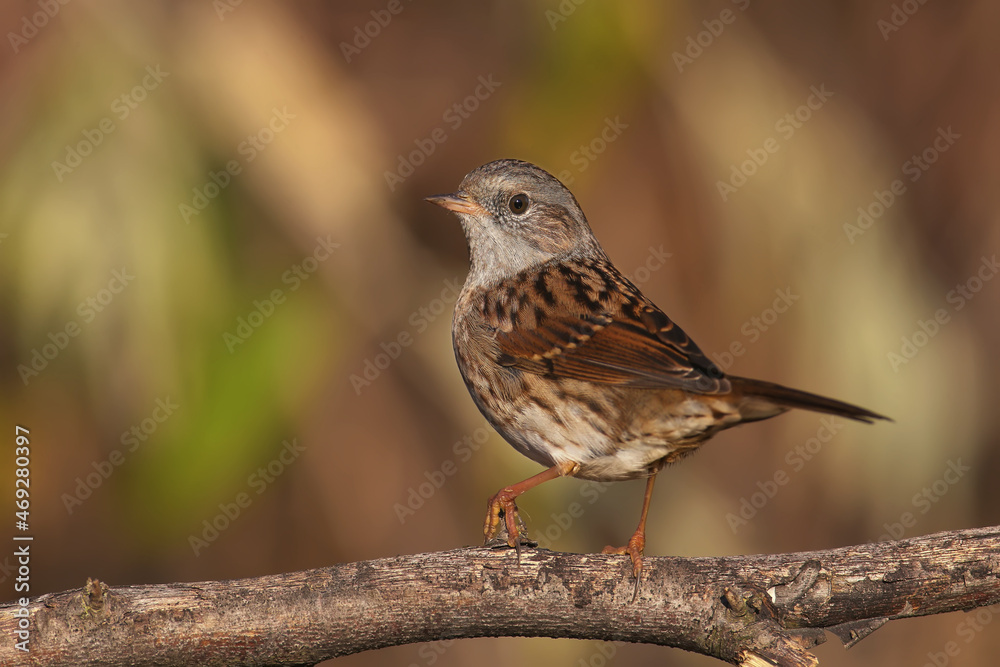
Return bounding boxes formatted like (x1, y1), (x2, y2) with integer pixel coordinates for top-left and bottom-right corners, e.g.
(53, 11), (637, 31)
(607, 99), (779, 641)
(602, 530), (646, 602)
(484, 489), (534, 561)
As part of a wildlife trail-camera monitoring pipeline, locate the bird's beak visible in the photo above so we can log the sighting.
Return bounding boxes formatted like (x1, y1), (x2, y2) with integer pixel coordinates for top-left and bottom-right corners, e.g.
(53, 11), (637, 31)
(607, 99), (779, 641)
(425, 192), (481, 215)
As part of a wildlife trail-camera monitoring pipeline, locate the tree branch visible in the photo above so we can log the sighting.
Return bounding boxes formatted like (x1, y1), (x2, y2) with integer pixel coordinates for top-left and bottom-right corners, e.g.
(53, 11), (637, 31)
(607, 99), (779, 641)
(3, 526), (999, 667)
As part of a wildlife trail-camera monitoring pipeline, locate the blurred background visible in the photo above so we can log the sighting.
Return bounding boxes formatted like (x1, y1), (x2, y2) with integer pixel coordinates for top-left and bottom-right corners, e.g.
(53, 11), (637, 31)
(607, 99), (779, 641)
(1, 1), (999, 665)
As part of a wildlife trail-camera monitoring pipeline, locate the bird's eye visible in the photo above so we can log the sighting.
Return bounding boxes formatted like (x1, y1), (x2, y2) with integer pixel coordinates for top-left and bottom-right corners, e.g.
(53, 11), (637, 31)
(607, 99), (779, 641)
(508, 193), (529, 214)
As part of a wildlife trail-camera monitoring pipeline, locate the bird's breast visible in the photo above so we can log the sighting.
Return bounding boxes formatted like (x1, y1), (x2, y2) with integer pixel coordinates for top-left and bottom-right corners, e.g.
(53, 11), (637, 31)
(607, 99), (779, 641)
(451, 285), (745, 481)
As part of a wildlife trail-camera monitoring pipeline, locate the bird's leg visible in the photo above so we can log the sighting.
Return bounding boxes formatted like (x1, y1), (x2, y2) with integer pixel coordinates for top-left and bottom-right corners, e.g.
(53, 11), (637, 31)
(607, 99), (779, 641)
(603, 473), (657, 601)
(485, 461), (579, 558)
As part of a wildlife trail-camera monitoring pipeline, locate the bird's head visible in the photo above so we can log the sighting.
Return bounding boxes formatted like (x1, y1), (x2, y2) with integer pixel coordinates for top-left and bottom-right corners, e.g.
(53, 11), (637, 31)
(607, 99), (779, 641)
(427, 159), (604, 286)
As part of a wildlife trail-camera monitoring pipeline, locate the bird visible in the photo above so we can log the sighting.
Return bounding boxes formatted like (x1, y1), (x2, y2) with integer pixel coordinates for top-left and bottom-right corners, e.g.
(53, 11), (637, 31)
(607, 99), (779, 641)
(426, 158), (888, 597)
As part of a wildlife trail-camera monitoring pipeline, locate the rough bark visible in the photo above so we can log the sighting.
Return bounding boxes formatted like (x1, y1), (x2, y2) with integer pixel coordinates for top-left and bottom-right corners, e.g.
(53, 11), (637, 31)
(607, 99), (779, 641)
(2, 526), (999, 667)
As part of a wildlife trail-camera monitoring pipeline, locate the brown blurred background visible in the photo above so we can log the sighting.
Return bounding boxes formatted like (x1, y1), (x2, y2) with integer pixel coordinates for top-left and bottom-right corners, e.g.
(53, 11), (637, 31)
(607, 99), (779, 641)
(1, 1), (999, 665)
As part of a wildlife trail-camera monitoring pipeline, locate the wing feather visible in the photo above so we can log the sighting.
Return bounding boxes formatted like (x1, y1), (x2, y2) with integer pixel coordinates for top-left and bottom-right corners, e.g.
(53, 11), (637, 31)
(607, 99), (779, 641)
(490, 260), (729, 394)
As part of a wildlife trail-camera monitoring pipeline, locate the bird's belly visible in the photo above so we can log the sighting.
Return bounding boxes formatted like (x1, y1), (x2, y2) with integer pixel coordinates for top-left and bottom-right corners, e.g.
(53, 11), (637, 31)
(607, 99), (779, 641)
(497, 380), (741, 482)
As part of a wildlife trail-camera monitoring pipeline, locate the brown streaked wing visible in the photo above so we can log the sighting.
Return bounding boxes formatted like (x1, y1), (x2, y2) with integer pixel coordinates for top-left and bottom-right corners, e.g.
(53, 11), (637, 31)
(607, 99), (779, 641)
(494, 275), (730, 394)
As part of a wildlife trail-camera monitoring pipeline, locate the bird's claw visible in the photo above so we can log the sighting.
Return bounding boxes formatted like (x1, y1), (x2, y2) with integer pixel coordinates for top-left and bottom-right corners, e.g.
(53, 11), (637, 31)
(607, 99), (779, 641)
(484, 489), (536, 562)
(603, 531), (646, 602)
(484, 489), (518, 544)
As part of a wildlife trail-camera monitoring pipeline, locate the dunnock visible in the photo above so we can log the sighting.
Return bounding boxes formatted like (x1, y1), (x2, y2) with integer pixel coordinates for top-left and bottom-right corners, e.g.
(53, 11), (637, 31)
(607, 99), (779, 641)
(427, 159), (887, 596)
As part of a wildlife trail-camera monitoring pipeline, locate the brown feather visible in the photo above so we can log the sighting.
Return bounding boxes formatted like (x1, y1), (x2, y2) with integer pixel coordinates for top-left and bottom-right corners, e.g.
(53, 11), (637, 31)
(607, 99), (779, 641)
(490, 258), (730, 394)
(728, 375), (891, 423)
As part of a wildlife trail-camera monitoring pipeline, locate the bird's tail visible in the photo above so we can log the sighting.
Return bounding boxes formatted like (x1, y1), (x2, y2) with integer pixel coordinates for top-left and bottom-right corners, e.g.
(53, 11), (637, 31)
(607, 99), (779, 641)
(727, 375), (890, 424)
